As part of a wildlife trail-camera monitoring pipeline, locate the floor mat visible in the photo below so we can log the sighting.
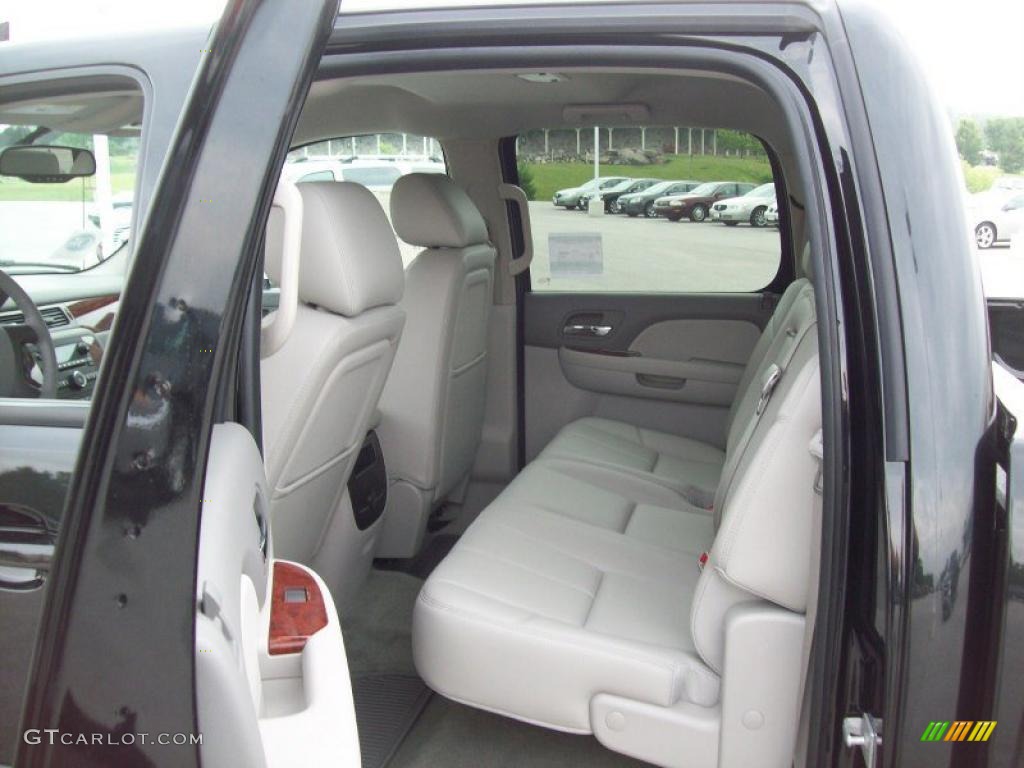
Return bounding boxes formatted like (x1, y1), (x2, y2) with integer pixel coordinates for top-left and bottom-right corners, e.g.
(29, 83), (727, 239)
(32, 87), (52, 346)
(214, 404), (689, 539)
(388, 696), (655, 768)
(376, 533), (459, 580)
(342, 570), (422, 678)
(352, 673), (433, 768)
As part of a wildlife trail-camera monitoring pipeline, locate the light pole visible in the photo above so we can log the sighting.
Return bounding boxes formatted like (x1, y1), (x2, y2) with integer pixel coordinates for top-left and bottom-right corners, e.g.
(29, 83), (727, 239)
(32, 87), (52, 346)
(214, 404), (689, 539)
(593, 125), (599, 182)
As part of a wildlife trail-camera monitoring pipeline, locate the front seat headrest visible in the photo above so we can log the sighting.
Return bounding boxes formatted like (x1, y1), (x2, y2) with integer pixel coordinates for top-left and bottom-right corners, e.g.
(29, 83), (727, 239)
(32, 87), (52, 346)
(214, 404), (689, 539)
(390, 173), (489, 249)
(295, 181), (404, 317)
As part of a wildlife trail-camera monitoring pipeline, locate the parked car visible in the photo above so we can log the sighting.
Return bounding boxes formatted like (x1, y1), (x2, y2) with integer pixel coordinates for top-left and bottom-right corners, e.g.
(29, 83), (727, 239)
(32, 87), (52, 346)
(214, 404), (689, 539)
(598, 177), (658, 212)
(710, 182), (776, 227)
(619, 179), (701, 217)
(283, 157), (445, 189)
(765, 200), (779, 226)
(972, 192), (1024, 249)
(655, 180), (758, 221)
(2, 3), (1023, 768)
(551, 175), (629, 209)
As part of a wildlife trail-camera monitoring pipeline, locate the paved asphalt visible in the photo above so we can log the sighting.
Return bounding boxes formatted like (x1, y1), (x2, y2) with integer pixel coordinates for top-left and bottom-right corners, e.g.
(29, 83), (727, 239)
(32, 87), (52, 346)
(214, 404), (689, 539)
(527, 200), (782, 293)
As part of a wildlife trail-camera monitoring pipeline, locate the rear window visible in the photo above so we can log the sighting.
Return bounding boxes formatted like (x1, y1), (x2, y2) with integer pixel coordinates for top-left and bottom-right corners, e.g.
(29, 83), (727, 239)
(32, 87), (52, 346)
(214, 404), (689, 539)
(284, 133), (446, 266)
(517, 126), (782, 293)
(341, 165), (402, 187)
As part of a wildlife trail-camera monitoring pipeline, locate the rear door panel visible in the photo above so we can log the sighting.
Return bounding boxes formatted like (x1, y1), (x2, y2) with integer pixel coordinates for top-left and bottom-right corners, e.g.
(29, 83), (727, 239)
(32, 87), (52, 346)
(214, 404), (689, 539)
(523, 291), (774, 459)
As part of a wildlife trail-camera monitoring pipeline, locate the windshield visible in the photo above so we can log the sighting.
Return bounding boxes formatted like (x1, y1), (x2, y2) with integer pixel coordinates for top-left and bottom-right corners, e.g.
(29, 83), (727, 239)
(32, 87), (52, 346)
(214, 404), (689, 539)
(746, 183), (775, 197)
(687, 182), (719, 196)
(641, 181), (674, 196)
(0, 126), (136, 274)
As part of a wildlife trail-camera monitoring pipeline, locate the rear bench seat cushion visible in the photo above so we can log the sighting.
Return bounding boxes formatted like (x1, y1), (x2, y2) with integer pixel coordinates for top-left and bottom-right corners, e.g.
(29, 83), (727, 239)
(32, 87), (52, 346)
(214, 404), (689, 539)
(412, 493), (721, 733)
(538, 417), (725, 504)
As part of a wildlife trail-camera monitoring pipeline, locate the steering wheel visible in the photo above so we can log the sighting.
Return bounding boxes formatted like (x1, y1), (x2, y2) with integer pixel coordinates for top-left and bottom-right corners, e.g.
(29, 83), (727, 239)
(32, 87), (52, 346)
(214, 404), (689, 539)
(0, 268), (58, 398)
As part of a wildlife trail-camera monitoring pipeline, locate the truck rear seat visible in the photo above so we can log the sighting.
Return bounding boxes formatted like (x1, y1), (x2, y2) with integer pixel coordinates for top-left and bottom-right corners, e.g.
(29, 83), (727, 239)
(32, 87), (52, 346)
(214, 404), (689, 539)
(536, 274), (814, 508)
(412, 261), (822, 768)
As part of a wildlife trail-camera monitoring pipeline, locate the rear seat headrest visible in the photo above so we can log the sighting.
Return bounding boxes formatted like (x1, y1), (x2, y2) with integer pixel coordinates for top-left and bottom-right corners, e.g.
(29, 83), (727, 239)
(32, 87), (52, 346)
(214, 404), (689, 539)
(292, 181), (404, 317)
(390, 173), (489, 249)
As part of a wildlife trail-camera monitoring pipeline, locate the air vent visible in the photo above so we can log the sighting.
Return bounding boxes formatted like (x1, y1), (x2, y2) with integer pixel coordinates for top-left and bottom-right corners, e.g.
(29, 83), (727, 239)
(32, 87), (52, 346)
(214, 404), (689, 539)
(0, 305), (71, 329)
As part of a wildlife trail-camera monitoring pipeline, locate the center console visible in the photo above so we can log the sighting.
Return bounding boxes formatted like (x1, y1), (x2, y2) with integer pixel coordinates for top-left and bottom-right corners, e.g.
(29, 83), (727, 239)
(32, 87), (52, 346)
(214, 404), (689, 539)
(52, 331), (102, 398)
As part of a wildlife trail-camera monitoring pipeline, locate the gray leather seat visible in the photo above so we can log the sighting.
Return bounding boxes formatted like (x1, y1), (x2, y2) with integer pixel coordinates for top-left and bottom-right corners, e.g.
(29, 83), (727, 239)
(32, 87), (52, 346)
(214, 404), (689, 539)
(261, 181), (405, 587)
(413, 261), (821, 768)
(538, 272), (814, 509)
(375, 173), (496, 558)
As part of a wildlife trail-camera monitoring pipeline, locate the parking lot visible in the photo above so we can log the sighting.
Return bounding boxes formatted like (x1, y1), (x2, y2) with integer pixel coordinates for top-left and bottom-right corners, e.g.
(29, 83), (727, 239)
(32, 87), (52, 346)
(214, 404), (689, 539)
(526, 200), (783, 293)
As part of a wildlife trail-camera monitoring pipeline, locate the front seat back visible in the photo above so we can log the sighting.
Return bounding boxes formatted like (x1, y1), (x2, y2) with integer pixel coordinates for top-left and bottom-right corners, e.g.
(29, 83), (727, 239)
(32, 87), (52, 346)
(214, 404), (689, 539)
(376, 174), (496, 558)
(261, 181), (405, 587)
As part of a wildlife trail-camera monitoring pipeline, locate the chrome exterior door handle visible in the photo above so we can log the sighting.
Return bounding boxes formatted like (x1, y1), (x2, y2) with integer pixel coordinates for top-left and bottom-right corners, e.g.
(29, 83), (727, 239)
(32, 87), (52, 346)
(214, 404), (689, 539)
(0, 505), (55, 591)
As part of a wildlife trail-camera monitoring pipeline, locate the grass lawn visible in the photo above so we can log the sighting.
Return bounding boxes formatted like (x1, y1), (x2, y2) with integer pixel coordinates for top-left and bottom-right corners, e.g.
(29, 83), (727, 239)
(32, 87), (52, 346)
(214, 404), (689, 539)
(526, 154), (774, 200)
(0, 154), (137, 202)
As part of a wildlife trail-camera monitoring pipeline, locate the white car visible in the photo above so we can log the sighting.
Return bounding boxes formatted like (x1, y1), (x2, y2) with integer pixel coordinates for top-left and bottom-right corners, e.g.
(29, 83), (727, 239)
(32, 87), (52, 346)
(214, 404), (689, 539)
(551, 176), (629, 209)
(972, 192), (1024, 249)
(282, 157), (445, 189)
(765, 201), (779, 226)
(709, 182), (776, 227)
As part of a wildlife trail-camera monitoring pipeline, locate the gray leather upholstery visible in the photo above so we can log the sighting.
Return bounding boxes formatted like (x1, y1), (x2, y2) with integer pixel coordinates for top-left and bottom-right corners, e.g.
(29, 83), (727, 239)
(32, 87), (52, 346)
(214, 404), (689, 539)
(540, 279), (813, 509)
(413, 270), (822, 768)
(262, 181), (405, 570)
(389, 172), (489, 248)
(375, 174), (496, 557)
(293, 181), (405, 316)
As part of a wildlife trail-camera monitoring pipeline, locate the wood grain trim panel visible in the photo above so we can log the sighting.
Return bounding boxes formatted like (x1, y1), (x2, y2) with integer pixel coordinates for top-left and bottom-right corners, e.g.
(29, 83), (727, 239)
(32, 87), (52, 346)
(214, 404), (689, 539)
(67, 294), (119, 318)
(268, 561), (327, 656)
(68, 294), (119, 333)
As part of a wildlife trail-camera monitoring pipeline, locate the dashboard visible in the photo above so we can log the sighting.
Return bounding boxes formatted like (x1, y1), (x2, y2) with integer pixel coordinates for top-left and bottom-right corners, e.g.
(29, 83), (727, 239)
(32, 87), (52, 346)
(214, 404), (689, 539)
(0, 277), (120, 400)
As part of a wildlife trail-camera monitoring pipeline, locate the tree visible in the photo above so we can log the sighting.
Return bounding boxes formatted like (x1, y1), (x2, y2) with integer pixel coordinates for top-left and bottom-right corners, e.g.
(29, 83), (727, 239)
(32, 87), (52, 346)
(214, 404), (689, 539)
(954, 119), (984, 165)
(516, 162), (538, 201)
(985, 117), (1024, 174)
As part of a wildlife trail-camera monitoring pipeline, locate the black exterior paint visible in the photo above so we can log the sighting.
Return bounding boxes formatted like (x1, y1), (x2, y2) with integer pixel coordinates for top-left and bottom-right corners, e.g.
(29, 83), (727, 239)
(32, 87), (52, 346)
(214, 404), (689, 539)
(16, 0), (338, 765)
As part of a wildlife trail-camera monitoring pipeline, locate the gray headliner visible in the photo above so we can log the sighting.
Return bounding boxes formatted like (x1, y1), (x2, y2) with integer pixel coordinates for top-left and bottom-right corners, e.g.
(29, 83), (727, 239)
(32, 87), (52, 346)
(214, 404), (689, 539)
(294, 67), (791, 150)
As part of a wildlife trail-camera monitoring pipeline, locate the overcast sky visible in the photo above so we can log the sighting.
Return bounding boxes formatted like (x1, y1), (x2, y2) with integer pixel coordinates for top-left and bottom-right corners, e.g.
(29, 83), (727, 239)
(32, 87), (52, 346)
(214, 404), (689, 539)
(1, 0), (1021, 117)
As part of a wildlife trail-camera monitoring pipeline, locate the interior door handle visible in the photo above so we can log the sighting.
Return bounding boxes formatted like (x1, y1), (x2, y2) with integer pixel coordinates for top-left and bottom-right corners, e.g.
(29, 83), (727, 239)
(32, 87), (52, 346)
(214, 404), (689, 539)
(564, 323), (613, 337)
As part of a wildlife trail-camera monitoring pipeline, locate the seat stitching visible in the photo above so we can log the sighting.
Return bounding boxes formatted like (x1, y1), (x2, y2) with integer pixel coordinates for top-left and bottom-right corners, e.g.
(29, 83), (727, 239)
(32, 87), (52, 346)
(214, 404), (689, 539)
(477, 516), (679, 584)
(582, 572), (604, 626)
(427, 578), (590, 625)
(456, 544), (599, 599)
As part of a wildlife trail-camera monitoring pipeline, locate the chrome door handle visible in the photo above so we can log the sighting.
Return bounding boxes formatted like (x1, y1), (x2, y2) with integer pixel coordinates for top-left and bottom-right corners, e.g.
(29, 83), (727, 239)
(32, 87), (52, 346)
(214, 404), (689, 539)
(0, 505), (56, 591)
(563, 324), (613, 337)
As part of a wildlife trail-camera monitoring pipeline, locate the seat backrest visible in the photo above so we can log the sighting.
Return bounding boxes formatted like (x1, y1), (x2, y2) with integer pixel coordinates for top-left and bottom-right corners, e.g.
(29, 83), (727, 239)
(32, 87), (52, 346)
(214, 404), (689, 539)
(261, 181), (405, 563)
(692, 288), (820, 674)
(377, 173), (496, 502)
(724, 243), (816, 444)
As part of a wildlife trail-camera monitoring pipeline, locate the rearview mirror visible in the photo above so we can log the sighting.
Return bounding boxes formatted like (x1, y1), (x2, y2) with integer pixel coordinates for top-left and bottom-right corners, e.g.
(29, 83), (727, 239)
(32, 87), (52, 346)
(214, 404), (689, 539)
(0, 145), (96, 183)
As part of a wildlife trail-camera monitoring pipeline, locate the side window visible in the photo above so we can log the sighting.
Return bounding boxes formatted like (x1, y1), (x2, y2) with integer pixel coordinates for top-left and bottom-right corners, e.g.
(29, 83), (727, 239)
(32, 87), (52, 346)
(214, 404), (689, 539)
(518, 127), (782, 293)
(0, 76), (144, 401)
(298, 169), (334, 182)
(282, 133), (446, 267)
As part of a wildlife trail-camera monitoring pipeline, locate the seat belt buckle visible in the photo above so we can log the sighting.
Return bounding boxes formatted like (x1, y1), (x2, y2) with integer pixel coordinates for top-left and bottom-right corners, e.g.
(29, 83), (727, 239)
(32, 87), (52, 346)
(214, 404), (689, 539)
(756, 363), (782, 415)
(698, 552), (708, 572)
